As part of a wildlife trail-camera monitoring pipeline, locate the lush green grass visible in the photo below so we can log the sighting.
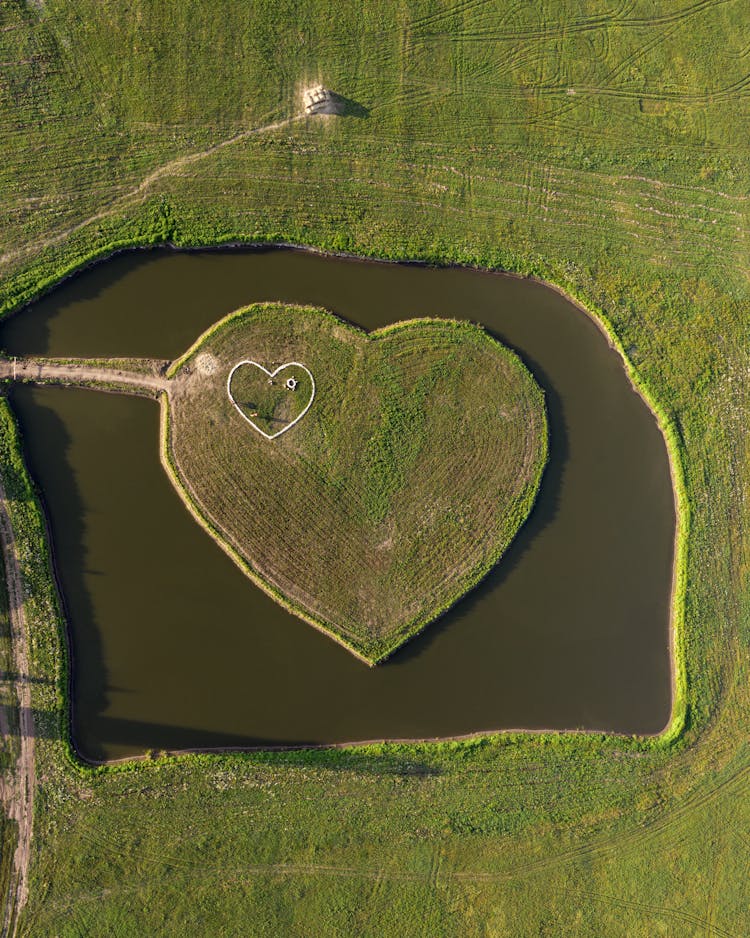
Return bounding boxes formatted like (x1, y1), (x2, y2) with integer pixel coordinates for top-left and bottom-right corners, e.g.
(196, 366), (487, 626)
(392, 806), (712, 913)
(165, 304), (546, 662)
(0, 0), (748, 934)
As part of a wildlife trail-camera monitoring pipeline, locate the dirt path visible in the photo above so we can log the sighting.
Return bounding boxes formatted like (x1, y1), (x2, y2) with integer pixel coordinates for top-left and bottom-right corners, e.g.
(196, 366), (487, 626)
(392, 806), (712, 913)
(0, 476), (35, 938)
(0, 358), (170, 396)
(0, 112), (305, 272)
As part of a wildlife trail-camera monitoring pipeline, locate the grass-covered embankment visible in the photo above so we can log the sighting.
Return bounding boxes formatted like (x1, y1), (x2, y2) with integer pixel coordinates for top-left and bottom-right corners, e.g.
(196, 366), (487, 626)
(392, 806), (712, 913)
(0, 0), (748, 933)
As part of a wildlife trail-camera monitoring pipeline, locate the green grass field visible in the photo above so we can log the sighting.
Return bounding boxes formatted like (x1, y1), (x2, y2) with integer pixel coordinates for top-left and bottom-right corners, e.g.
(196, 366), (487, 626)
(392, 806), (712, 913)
(166, 304), (546, 663)
(0, 0), (748, 934)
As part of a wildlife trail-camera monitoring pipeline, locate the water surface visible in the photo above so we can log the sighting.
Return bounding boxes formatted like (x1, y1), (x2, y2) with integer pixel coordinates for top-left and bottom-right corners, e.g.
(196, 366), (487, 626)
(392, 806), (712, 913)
(3, 249), (675, 760)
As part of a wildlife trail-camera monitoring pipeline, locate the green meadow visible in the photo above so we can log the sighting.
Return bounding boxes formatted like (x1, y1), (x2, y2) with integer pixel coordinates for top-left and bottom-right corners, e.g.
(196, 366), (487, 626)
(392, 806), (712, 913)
(0, 0), (748, 934)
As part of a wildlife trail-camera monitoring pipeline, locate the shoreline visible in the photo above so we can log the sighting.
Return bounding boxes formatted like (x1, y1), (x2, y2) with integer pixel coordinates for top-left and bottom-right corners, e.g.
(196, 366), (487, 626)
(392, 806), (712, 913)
(0, 241), (687, 767)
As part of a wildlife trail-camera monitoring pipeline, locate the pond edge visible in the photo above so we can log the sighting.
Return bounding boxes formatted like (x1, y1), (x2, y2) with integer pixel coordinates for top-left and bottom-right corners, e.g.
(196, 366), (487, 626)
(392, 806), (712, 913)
(0, 243), (688, 768)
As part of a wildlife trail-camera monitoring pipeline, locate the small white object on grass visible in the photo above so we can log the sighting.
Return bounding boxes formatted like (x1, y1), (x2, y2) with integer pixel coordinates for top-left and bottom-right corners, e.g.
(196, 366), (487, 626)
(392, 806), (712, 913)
(303, 85), (337, 115)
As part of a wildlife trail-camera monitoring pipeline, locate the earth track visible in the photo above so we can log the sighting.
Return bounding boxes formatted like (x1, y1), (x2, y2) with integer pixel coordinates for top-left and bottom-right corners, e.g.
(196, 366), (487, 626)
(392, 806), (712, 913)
(0, 359), (169, 397)
(0, 477), (35, 938)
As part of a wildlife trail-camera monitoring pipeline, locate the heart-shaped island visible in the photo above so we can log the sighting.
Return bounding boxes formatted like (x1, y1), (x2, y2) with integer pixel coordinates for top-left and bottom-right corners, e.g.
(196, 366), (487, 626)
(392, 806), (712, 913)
(162, 304), (547, 664)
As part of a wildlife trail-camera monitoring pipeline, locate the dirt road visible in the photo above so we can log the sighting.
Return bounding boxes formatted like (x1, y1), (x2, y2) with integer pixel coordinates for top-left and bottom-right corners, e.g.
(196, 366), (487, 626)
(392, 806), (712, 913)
(0, 475), (35, 938)
(0, 358), (170, 396)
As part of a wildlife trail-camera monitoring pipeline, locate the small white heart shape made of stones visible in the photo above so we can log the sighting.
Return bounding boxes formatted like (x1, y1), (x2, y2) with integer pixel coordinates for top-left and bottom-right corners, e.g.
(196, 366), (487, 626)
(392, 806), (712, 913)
(226, 361), (316, 439)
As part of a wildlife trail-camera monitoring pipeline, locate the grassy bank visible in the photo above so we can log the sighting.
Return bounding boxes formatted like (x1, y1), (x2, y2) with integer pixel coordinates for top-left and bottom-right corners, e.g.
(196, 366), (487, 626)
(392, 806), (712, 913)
(0, 0), (748, 934)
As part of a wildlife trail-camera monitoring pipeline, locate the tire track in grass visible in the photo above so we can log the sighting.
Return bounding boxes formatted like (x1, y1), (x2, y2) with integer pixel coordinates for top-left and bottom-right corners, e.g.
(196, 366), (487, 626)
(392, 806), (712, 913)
(391, 0), (741, 141)
(30, 743), (748, 920)
(703, 833), (727, 938)
(28, 844), (744, 938)
(56, 760), (748, 895)
(405, 0), (505, 36)
(351, 862), (389, 936)
(410, 0), (735, 45)
(0, 111), (304, 272)
(576, 890), (740, 938)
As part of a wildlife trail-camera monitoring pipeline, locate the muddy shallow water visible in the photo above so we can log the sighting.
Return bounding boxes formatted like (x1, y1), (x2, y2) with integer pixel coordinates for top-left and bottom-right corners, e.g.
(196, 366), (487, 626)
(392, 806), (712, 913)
(3, 248), (675, 761)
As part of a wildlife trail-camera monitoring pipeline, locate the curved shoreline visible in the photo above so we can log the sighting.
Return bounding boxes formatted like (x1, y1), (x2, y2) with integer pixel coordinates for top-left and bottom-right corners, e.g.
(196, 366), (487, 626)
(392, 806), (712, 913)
(0, 242), (687, 766)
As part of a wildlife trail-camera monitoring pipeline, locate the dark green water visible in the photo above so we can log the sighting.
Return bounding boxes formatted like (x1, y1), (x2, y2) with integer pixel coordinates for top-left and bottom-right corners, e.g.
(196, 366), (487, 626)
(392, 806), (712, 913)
(3, 249), (675, 761)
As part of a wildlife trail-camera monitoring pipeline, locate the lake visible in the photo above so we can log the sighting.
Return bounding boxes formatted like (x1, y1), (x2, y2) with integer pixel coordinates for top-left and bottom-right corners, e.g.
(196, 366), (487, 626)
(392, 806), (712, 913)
(2, 248), (675, 761)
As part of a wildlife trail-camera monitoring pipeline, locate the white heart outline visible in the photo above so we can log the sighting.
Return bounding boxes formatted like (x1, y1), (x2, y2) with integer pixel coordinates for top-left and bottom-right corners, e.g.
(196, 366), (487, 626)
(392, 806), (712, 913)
(227, 360), (316, 440)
